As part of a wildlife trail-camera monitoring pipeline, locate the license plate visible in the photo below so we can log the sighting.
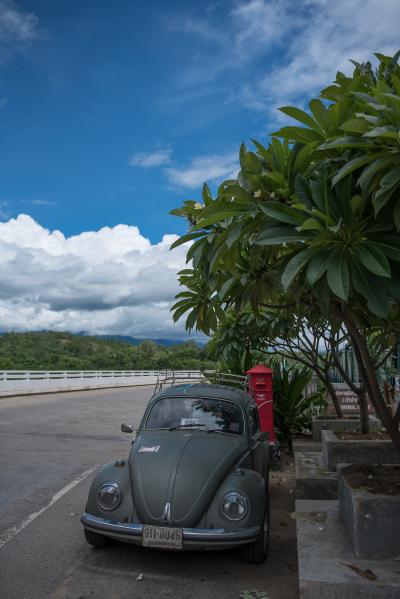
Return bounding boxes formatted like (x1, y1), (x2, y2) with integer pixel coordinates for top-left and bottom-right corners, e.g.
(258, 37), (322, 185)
(142, 525), (183, 550)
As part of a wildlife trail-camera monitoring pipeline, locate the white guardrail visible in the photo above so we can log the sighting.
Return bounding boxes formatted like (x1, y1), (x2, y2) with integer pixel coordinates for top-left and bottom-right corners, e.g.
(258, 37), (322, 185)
(0, 370), (204, 397)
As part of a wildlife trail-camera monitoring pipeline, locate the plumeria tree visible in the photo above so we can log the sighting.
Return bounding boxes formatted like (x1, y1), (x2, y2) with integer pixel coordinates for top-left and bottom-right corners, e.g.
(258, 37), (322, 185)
(170, 52), (400, 451)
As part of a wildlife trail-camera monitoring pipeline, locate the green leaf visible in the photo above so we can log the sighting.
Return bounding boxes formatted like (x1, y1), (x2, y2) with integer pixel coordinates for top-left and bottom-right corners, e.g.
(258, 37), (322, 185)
(373, 166), (400, 214)
(264, 171), (287, 187)
(319, 136), (373, 150)
(339, 118), (369, 133)
(363, 125), (398, 139)
(225, 225), (242, 249)
(173, 304), (191, 322)
(358, 155), (398, 191)
(358, 246), (391, 278)
(169, 231), (205, 250)
(194, 209), (243, 229)
(294, 174), (313, 208)
(279, 106), (320, 132)
(327, 253), (349, 300)
(351, 262), (390, 317)
(391, 74), (400, 96)
(185, 308), (198, 331)
(270, 126), (322, 144)
(370, 236), (400, 261)
(243, 151), (262, 174)
(309, 99), (329, 133)
(293, 142), (318, 173)
(299, 218), (325, 231)
(239, 142), (247, 169)
(350, 195), (365, 216)
(255, 226), (305, 245)
(259, 202), (304, 225)
(306, 250), (334, 285)
(202, 183), (213, 206)
(281, 249), (314, 290)
(331, 151), (386, 187)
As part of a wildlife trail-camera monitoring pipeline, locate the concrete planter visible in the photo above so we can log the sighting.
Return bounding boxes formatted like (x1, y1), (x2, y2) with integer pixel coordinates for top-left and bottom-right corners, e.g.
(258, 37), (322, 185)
(339, 467), (400, 559)
(321, 430), (400, 471)
(312, 416), (380, 442)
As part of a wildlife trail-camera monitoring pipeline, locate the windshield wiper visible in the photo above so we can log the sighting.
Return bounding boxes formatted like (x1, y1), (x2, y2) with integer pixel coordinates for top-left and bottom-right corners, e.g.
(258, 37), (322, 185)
(169, 424), (206, 431)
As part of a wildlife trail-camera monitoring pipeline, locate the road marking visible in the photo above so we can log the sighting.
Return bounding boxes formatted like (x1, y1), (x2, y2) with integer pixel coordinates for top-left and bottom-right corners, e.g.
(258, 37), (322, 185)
(0, 465), (99, 549)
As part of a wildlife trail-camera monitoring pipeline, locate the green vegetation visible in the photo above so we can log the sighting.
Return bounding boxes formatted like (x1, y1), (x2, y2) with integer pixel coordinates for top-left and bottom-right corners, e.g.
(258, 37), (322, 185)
(0, 332), (215, 371)
(271, 359), (327, 449)
(170, 52), (400, 451)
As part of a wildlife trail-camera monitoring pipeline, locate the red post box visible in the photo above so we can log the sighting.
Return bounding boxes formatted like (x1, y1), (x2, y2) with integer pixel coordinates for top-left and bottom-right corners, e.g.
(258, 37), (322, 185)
(246, 364), (275, 444)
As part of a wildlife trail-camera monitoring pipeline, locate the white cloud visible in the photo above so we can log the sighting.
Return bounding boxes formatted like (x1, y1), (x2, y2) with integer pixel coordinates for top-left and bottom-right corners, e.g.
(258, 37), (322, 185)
(164, 152), (239, 188)
(0, 214), (192, 339)
(130, 146), (239, 190)
(129, 149), (172, 168)
(0, 0), (39, 62)
(169, 0), (400, 113)
(245, 0), (400, 111)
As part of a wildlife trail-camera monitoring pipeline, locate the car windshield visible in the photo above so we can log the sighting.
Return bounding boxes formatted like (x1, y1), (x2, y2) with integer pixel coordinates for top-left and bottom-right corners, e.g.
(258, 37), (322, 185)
(145, 396), (244, 435)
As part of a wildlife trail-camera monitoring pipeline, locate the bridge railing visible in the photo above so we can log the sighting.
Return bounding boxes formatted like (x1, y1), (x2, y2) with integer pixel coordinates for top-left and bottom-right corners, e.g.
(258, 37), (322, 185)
(0, 370), (206, 396)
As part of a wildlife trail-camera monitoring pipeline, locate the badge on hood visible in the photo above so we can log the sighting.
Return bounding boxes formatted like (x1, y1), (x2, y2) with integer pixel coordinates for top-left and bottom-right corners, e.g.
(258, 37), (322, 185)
(138, 445), (160, 453)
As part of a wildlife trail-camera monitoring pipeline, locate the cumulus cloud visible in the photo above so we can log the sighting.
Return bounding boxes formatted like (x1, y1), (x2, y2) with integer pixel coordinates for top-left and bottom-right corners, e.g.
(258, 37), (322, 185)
(0, 215), (191, 339)
(0, 0), (39, 63)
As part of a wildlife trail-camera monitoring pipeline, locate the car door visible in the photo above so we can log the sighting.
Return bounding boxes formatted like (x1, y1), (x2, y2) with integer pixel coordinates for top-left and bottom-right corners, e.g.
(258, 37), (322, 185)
(249, 405), (269, 481)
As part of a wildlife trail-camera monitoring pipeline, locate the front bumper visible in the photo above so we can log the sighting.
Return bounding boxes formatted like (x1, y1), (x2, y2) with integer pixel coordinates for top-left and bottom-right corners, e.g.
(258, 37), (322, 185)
(81, 512), (260, 548)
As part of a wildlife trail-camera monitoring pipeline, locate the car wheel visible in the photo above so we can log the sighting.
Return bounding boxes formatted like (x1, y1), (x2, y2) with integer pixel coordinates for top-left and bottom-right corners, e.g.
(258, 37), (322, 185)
(84, 528), (113, 548)
(240, 496), (269, 564)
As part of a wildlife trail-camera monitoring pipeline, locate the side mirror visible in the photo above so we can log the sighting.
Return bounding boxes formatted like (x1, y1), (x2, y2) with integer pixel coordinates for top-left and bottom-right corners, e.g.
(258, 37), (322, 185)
(121, 423), (135, 434)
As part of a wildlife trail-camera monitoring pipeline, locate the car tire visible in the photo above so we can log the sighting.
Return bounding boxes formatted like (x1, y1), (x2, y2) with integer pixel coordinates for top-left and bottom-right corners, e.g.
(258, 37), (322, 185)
(84, 528), (113, 548)
(240, 495), (269, 564)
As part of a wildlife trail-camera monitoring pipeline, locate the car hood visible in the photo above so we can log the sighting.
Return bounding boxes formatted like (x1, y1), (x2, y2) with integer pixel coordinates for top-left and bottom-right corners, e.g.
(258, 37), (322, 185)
(129, 430), (247, 527)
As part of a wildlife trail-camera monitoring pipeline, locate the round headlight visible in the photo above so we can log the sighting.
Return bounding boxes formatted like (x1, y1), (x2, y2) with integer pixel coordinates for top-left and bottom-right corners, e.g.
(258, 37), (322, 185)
(221, 492), (248, 521)
(97, 482), (122, 511)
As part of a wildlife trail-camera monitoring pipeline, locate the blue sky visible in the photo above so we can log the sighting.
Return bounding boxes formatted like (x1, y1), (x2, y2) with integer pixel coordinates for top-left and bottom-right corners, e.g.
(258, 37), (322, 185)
(0, 0), (399, 338)
(1, 0), (270, 241)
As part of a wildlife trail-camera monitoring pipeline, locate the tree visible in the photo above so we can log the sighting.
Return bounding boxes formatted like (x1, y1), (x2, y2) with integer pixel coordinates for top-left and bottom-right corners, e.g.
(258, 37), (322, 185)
(170, 52), (400, 451)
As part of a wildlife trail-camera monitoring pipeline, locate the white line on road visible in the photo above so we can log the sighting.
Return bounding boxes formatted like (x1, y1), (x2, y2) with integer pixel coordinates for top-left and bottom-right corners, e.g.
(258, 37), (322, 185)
(0, 465), (99, 549)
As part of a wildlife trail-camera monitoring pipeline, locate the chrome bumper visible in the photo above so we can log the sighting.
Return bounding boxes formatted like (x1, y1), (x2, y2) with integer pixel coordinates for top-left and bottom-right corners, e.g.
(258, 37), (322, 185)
(81, 513), (260, 547)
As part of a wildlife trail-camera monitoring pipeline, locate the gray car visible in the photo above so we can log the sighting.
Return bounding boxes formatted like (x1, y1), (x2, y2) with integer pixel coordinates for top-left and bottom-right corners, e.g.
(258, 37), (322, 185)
(81, 381), (270, 563)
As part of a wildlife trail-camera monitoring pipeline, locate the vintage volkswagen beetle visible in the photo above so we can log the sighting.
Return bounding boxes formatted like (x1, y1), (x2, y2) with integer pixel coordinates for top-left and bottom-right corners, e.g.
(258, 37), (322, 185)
(81, 379), (270, 563)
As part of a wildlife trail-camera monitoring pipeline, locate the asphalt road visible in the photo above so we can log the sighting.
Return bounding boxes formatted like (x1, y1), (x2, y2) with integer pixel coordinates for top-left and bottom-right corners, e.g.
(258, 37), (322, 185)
(0, 387), (299, 599)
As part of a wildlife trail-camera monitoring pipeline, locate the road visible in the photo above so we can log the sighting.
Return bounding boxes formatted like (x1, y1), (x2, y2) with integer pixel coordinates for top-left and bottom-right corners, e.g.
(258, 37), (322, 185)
(0, 387), (299, 599)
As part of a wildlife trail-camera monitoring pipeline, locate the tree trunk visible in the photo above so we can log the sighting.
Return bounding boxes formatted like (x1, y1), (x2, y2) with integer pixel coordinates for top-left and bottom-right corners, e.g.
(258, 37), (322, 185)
(347, 341), (370, 434)
(358, 385), (369, 434)
(324, 378), (344, 418)
(342, 308), (400, 454)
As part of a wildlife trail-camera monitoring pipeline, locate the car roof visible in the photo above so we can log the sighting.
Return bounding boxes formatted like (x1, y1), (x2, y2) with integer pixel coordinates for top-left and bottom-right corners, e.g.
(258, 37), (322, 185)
(151, 383), (252, 409)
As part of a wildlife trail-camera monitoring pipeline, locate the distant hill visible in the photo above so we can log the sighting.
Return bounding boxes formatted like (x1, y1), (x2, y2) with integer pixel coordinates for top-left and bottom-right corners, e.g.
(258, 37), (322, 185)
(88, 334), (205, 347)
(0, 331), (214, 371)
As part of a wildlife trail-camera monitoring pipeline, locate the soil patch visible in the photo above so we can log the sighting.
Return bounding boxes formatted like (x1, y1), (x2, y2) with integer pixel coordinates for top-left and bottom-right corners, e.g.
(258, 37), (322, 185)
(342, 464), (400, 495)
(336, 431), (387, 441)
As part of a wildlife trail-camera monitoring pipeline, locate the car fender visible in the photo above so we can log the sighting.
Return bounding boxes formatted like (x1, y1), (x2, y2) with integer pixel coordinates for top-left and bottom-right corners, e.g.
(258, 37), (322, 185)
(86, 460), (135, 523)
(204, 468), (267, 530)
